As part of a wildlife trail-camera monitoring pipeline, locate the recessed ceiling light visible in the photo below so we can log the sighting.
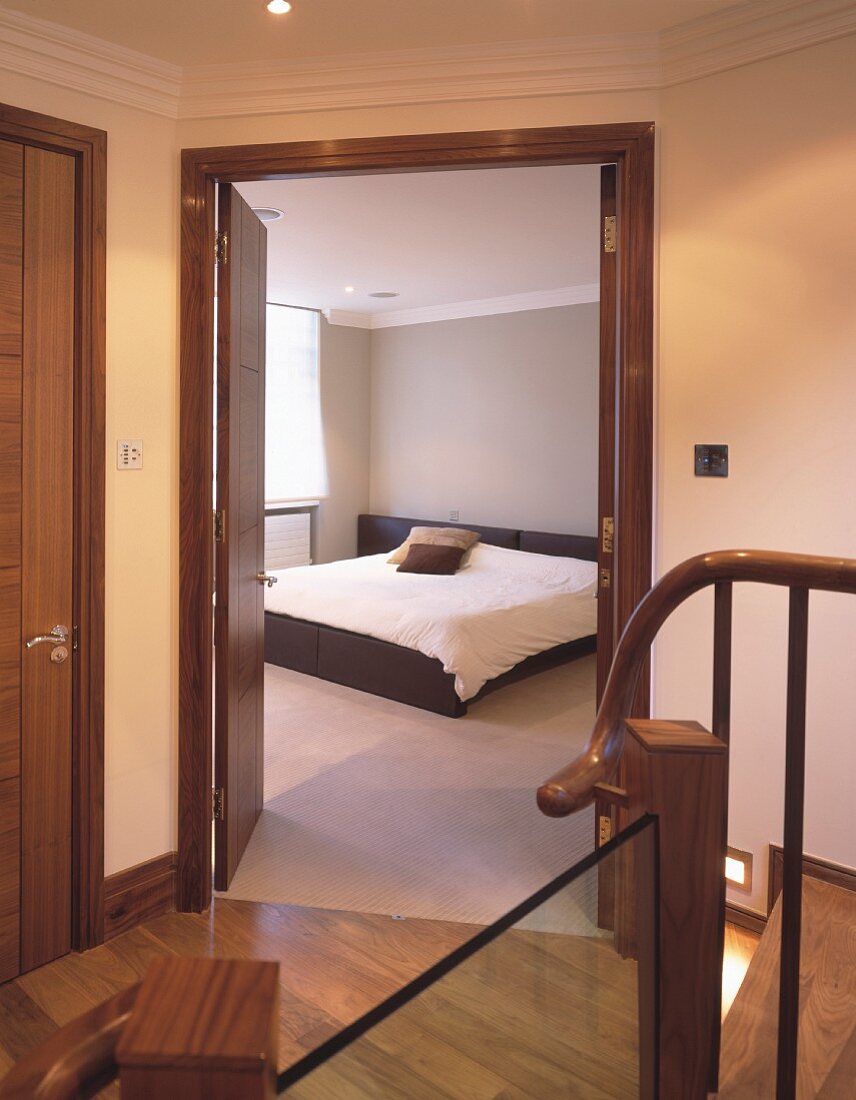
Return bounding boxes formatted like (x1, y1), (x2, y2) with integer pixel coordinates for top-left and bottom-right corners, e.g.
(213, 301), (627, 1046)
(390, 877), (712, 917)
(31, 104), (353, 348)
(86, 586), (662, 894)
(344, 286), (355, 293)
(252, 207), (285, 222)
(266, 0), (291, 13)
(368, 291), (399, 299)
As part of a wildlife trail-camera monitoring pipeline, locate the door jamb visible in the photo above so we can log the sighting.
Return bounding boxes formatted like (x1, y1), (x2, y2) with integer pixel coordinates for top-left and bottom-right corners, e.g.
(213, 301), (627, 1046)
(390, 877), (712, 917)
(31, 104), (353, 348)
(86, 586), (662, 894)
(178, 123), (655, 912)
(0, 102), (107, 950)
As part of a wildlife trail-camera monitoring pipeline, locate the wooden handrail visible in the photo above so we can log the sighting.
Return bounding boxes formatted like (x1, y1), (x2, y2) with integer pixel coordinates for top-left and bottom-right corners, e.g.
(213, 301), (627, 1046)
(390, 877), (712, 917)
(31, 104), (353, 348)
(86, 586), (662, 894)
(538, 549), (856, 816)
(0, 984), (139, 1099)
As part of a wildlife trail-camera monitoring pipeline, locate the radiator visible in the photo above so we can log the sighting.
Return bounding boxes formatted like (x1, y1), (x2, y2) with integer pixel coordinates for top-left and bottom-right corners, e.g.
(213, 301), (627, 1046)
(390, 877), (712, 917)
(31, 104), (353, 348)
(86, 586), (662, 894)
(265, 511), (312, 570)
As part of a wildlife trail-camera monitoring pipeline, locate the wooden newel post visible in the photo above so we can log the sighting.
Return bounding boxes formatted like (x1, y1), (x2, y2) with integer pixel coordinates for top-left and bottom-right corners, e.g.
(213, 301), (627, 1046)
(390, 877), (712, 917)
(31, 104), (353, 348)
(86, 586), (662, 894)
(618, 719), (727, 1100)
(116, 958), (279, 1099)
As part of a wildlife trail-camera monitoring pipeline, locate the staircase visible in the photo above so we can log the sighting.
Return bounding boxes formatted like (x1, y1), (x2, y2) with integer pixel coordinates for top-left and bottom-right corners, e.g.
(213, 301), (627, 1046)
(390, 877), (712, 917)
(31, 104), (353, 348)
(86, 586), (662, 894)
(718, 878), (856, 1099)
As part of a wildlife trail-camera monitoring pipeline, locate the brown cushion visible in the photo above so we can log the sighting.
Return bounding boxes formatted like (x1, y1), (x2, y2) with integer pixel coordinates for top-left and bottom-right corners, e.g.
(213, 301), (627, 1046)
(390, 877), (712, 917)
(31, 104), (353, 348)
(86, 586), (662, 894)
(397, 543), (465, 575)
(387, 526), (481, 565)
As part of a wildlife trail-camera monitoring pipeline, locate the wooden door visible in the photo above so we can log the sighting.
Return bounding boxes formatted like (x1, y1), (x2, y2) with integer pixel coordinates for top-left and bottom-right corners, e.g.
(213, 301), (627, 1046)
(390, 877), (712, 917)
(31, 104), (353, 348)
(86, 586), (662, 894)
(596, 164), (618, 704)
(214, 186), (267, 890)
(0, 139), (75, 980)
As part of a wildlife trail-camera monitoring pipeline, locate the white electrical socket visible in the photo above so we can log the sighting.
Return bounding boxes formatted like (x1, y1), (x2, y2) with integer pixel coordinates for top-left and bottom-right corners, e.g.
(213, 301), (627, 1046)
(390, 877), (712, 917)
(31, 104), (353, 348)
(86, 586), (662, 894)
(449, 510), (460, 522)
(117, 440), (143, 469)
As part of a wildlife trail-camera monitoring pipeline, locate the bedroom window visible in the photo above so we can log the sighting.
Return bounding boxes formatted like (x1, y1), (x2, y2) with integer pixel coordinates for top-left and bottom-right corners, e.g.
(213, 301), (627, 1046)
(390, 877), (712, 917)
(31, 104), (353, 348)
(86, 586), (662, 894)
(265, 304), (328, 504)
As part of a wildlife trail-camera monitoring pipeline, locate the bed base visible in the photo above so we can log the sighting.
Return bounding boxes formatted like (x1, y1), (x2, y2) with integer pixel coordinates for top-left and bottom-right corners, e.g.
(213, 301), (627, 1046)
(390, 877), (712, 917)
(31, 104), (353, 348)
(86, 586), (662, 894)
(264, 612), (596, 718)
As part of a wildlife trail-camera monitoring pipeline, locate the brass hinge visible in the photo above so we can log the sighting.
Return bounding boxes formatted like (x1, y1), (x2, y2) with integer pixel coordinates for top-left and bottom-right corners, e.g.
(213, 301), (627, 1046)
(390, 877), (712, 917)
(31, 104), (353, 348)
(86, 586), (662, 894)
(603, 215), (616, 253)
(212, 787), (224, 821)
(72, 625), (79, 652)
(214, 231), (228, 266)
(598, 814), (613, 847)
(213, 509), (225, 543)
(599, 567), (611, 589)
(602, 516), (614, 555)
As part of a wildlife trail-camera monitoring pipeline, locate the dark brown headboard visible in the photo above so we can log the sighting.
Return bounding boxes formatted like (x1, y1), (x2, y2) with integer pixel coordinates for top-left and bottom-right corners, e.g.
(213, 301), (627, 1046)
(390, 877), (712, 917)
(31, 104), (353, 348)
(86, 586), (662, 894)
(357, 515), (598, 562)
(519, 530), (598, 562)
(358, 514), (519, 556)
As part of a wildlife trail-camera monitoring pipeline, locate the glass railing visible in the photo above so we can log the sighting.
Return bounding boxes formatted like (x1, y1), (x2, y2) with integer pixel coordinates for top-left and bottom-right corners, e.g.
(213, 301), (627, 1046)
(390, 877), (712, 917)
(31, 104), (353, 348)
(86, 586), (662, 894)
(278, 814), (659, 1099)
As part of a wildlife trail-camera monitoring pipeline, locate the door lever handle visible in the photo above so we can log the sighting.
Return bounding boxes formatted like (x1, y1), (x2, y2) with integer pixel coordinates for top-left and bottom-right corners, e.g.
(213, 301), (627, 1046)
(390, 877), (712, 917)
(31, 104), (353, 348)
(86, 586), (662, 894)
(26, 624), (69, 649)
(256, 573), (278, 588)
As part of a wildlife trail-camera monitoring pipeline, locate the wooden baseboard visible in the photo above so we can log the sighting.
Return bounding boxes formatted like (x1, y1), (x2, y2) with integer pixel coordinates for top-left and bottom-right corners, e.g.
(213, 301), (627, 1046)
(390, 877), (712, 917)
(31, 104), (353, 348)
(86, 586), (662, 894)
(725, 901), (767, 935)
(767, 844), (856, 916)
(104, 852), (177, 941)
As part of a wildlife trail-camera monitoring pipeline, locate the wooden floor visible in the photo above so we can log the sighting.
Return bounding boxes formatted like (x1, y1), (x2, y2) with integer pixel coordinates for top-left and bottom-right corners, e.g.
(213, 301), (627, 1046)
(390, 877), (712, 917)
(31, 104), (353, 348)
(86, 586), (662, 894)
(288, 925), (640, 1099)
(0, 897), (762, 1098)
(718, 878), (856, 1099)
(0, 898), (473, 1086)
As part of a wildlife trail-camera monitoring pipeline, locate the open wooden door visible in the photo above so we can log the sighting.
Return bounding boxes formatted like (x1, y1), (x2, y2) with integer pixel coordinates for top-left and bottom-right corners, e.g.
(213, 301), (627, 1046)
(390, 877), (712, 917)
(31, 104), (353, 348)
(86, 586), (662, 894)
(214, 186), (267, 891)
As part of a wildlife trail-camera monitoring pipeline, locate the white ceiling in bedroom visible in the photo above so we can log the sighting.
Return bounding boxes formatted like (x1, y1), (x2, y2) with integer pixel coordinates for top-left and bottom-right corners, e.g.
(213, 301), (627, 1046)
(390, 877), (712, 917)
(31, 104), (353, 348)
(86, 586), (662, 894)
(236, 163), (601, 316)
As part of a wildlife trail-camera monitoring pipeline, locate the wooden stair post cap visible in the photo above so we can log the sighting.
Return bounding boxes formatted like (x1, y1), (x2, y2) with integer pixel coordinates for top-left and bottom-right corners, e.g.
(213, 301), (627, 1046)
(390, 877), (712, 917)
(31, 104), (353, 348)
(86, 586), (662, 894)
(625, 718), (727, 754)
(115, 957), (279, 1071)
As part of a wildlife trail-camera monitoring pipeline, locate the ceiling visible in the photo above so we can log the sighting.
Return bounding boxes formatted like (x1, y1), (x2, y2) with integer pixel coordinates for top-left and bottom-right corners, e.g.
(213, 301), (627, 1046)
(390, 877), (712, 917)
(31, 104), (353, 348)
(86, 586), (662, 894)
(235, 164), (600, 318)
(0, 0), (739, 66)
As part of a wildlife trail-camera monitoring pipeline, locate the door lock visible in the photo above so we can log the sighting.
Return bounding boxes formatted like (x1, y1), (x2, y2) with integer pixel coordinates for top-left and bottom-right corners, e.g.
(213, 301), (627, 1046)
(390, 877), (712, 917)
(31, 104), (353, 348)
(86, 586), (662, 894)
(50, 646), (69, 664)
(256, 573), (278, 588)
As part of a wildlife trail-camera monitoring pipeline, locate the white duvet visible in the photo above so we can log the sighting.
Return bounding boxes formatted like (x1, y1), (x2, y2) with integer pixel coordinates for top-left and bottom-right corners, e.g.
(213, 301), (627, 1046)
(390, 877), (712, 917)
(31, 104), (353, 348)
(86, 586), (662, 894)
(265, 542), (597, 702)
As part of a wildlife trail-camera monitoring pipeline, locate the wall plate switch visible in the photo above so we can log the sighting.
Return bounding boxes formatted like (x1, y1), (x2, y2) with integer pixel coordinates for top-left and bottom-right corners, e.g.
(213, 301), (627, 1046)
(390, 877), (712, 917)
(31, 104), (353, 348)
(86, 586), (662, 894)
(117, 439), (143, 469)
(449, 510), (460, 522)
(694, 444), (728, 477)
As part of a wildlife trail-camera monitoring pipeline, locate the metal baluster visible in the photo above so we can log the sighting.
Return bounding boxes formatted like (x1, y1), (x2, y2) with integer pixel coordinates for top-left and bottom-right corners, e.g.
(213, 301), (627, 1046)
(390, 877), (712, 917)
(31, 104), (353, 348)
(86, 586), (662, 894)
(776, 587), (809, 1099)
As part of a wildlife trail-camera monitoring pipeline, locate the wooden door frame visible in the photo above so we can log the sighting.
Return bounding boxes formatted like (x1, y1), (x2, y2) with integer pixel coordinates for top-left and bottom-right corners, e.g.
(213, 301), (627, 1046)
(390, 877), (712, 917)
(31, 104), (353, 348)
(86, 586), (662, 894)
(0, 103), (107, 949)
(178, 123), (654, 912)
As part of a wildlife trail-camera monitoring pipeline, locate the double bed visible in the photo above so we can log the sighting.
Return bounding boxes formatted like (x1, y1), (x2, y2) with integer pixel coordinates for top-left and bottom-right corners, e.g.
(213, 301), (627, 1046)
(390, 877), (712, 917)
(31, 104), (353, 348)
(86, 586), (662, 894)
(264, 514), (598, 717)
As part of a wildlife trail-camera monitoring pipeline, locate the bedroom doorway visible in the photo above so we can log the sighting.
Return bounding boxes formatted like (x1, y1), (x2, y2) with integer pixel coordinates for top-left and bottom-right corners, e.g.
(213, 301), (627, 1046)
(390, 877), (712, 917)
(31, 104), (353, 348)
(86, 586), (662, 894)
(180, 124), (654, 913)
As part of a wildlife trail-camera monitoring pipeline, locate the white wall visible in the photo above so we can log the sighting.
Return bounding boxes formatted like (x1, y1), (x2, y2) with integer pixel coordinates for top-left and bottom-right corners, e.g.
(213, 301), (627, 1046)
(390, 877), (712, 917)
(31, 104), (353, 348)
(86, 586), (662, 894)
(0, 70), (179, 877)
(369, 304), (599, 533)
(656, 36), (856, 910)
(317, 316), (371, 562)
(4, 34), (856, 908)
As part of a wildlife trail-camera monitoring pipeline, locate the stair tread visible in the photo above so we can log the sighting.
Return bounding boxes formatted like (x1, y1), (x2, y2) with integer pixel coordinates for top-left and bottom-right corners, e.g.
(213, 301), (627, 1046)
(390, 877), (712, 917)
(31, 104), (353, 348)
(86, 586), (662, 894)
(717, 876), (856, 1098)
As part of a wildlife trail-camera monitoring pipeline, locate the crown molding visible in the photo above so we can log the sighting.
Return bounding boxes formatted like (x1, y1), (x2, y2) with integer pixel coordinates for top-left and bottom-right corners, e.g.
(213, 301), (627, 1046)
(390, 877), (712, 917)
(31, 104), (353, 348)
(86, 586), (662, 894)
(178, 34), (658, 119)
(661, 0), (856, 86)
(0, 2), (854, 122)
(0, 8), (181, 118)
(324, 284), (600, 330)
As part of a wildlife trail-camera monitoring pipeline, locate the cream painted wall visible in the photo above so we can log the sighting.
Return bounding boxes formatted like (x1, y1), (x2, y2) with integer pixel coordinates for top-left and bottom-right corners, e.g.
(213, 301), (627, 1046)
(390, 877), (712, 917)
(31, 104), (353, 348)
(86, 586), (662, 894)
(0, 71), (179, 876)
(657, 36), (856, 911)
(3, 34), (855, 909)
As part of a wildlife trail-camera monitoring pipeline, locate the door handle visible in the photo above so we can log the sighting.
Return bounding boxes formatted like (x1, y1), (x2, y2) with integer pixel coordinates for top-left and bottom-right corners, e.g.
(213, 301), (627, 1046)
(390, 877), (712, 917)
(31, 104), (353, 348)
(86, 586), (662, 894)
(256, 573), (278, 588)
(26, 624), (69, 649)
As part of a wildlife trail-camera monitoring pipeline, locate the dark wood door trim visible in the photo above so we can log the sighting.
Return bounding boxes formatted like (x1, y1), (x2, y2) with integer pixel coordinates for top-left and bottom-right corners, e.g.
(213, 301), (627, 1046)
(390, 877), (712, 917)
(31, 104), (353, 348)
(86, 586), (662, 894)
(178, 122), (655, 912)
(0, 102), (107, 950)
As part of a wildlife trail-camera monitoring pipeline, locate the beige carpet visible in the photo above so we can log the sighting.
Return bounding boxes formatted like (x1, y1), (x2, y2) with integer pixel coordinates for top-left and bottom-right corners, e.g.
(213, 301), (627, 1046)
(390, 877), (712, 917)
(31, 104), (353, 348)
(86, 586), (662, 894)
(219, 656), (597, 926)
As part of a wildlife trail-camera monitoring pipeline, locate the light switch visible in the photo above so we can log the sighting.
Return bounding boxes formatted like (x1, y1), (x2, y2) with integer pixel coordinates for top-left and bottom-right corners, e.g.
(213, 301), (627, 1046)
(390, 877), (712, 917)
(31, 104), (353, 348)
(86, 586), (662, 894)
(117, 439), (143, 469)
(694, 444), (728, 477)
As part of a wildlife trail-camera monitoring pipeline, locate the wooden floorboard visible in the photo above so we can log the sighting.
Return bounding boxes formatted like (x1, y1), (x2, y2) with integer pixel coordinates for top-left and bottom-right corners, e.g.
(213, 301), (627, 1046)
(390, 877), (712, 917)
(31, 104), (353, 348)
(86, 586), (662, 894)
(0, 895), (766, 1097)
(288, 927), (640, 1100)
(2, 898), (474, 1077)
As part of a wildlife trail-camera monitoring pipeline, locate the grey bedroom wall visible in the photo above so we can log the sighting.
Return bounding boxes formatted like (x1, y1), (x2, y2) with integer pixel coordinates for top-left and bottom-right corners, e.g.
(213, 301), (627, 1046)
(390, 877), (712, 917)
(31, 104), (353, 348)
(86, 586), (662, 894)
(368, 302), (599, 535)
(316, 316), (372, 562)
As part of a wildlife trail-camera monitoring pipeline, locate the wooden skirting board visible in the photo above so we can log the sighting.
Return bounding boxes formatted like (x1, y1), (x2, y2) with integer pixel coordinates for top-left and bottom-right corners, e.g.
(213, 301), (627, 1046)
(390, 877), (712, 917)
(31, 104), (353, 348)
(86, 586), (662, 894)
(725, 901), (767, 935)
(768, 844), (856, 914)
(104, 852), (177, 941)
